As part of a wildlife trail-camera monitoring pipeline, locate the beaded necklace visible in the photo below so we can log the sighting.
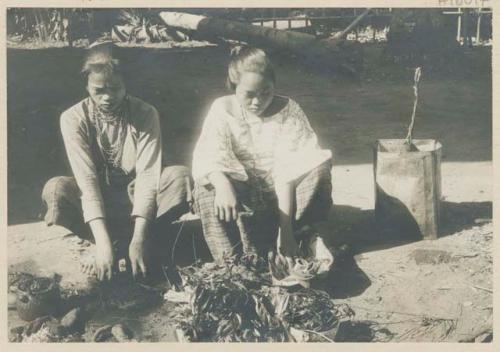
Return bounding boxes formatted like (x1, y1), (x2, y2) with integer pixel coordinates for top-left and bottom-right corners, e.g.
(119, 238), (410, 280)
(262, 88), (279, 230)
(90, 96), (130, 185)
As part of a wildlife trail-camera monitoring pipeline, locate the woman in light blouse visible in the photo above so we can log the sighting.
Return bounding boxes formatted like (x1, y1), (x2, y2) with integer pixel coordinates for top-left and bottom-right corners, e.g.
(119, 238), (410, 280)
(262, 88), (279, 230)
(192, 46), (333, 261)
(42, 43), (191, 281)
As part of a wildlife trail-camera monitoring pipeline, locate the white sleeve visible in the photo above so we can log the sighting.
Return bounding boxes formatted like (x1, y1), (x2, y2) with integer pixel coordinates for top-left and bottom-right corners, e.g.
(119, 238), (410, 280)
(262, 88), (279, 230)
(192, 100), (248, 185)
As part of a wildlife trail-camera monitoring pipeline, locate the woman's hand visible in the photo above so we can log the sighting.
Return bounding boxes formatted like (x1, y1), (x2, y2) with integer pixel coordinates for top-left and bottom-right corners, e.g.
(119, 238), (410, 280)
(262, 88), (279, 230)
(214, 184), (239, 222)
(208, 172), (239, 222)
(129, 237), (149, 280)
(129, 217), (150, 280)
(94, 240), (115, 281)
(88, 218), (115, 281)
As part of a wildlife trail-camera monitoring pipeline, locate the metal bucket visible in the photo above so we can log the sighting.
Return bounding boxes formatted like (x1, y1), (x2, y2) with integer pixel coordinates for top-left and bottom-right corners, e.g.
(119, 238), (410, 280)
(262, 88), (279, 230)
(374, 139), (442, 240)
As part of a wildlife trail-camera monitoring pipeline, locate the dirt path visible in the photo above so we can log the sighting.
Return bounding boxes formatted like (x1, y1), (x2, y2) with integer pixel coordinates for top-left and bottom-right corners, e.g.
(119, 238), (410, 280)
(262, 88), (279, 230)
(8, 161), (492, 342)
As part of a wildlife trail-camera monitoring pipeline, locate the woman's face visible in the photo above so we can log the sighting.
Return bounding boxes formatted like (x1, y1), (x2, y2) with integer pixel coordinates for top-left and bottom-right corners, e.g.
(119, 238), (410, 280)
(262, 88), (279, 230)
(235, 72), (275, 117)
(87, 71), (126, 113)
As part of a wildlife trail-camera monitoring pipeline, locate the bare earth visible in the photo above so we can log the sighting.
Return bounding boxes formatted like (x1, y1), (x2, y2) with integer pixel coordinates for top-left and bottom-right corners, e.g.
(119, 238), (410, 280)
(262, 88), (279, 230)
(7, 45), (492, 342)
(8, 161), (492, 342)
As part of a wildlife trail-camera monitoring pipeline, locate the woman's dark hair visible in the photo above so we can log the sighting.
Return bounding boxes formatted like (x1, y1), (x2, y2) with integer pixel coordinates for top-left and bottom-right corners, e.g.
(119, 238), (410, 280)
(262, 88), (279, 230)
(227, 45), (275, 90)
(81, 41), (124, 79)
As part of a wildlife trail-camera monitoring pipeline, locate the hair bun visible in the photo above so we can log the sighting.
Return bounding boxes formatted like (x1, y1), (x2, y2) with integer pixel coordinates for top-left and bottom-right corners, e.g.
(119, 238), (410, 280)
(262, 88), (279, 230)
(230, 45), (245, 58)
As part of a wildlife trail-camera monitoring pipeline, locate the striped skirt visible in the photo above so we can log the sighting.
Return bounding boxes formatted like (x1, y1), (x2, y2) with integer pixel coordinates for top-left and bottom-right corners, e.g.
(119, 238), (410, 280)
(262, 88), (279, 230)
(193, 161), (333, 261)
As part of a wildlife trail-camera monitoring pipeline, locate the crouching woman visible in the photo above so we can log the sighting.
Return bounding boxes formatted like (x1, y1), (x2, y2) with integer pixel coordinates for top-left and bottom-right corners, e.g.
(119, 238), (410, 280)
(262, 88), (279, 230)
(42, 45), (191, 281)
(192, 46), (333, 262)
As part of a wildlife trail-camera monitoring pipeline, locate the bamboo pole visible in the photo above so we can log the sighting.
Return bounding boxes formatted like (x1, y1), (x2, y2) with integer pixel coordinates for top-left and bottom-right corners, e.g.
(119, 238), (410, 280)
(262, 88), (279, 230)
(405, 67), (422, 146)
(476, 11), (482, 45)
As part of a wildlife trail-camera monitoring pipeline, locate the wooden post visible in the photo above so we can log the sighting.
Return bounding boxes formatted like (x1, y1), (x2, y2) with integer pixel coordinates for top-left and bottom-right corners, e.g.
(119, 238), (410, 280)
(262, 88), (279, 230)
(288, 19), (291, 29)
(476, 11), (482, 45)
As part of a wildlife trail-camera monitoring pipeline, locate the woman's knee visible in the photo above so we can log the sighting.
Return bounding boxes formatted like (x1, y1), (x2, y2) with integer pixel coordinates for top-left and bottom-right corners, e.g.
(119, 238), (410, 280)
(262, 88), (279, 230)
(193, 182), (217, 214)
(158, 166), (192, 195)
(314, 160), (333, 180)
(161, 165), (190, 182)
(295, 161), (331, 189)
(41, 176), (78, 204)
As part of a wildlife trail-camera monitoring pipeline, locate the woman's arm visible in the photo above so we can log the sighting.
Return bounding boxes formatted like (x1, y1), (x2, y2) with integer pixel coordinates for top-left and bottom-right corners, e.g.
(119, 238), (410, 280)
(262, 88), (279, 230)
(273, 99), (331, 257)
(192, 99), (248, 186)
(88, 218), (114, 281)
(207, 171), (239, 222)
(60, 109), (114, 280)
(129, 216), (149, 278)
(275, 181), (298, 257)
(192, 100), (248, 223)
(131, 106), (162, 221)
(129, 105), (162, 279)
(60, 109), (107, 223)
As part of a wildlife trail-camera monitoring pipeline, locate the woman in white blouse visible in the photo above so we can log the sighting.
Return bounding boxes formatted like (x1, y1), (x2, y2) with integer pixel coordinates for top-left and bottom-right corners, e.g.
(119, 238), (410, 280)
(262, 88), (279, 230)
(192, 46), (333, 261)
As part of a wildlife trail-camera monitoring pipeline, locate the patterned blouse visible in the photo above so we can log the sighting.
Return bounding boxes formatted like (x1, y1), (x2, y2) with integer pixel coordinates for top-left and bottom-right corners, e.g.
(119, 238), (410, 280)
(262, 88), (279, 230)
(192, 95), (331, 192)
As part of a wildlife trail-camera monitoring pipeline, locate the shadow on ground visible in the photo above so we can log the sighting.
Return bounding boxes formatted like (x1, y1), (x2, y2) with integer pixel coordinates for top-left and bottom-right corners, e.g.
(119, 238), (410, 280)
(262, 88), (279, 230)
(307, 200), (492, 299)
(328, 201), (492, 254)
(142, 200), (491, 301)
(334, 320), (395, 342)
